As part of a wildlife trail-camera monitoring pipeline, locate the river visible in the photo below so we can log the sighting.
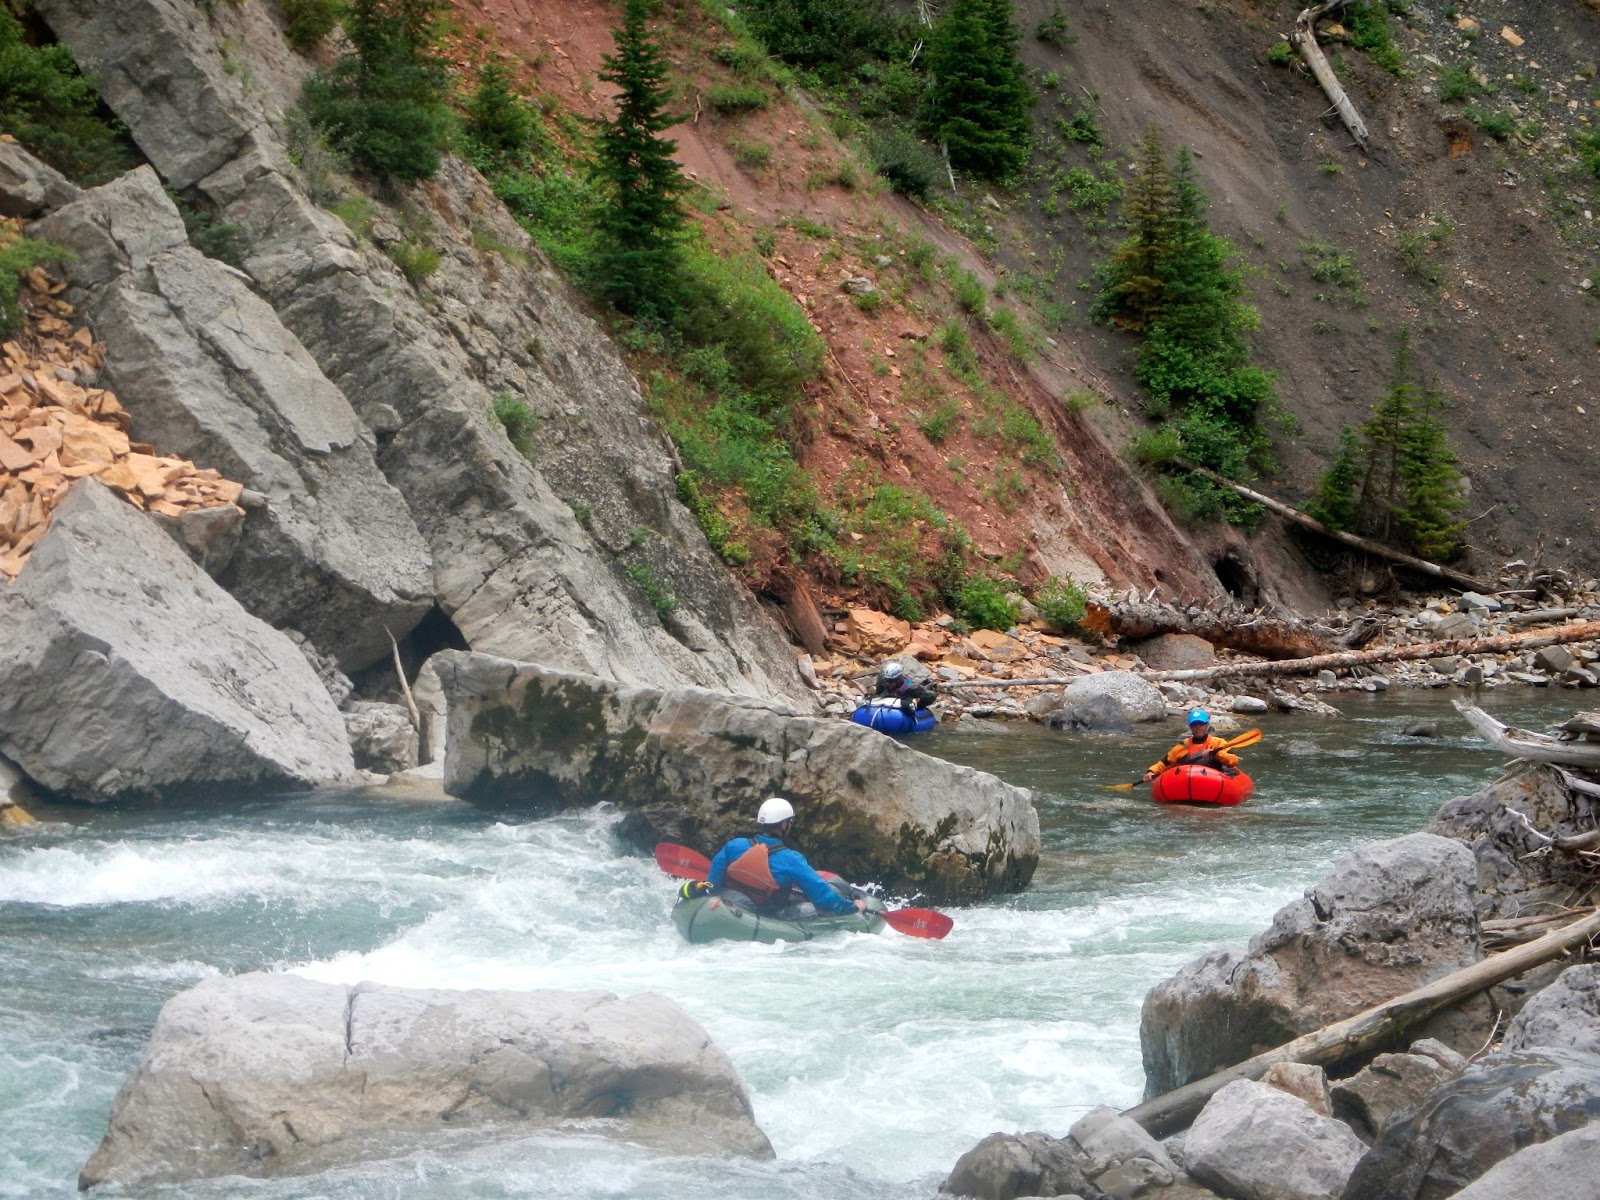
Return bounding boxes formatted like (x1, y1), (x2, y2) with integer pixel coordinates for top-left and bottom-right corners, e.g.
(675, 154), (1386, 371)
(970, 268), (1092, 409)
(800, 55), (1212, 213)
(0, 689), (1580, 1199)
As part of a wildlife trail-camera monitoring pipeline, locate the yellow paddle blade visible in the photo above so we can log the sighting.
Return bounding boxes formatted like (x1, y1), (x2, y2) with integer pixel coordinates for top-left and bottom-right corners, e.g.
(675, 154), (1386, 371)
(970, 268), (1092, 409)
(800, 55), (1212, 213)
(1222, 728), (1263, 752)
(1098, 781), (1140, 791)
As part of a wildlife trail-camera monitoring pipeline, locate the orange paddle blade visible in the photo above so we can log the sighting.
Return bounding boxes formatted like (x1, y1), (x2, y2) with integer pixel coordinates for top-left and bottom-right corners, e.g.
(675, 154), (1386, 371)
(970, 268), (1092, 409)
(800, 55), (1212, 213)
(880, 907), (953, 939)
(653, 842), (711, 881)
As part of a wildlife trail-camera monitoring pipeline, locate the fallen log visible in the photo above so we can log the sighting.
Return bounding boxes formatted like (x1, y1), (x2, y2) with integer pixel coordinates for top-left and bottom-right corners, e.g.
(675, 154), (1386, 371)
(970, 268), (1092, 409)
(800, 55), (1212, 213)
(1122, 905), (1600, 1137)
(940, 674), (1087, 690)
(1454, 700), (1600, 769)
(1107, 599), (1337, 660)
(1143, 620), (1600, 684)
(1292, 1), (1369, 148)
(1171, 459), (1494, 592)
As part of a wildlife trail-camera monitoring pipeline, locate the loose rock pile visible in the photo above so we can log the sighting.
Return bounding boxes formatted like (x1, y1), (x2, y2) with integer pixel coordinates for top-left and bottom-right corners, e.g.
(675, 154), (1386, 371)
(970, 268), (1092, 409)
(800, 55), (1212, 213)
(0, 238), (243, 580)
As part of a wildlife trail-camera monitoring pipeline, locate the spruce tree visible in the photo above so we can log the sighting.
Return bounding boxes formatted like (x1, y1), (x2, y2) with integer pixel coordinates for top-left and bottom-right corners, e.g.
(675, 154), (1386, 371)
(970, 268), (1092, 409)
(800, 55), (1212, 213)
(466, 58), (536, 163)
(1307, 425), (1364, 531)
(1093, 126), (1175, 332)
(924, 0), (1032, 182)
(590, 0), (687, 315)
(301, 0), (451, 183)
(1395, 380), (1466, 559)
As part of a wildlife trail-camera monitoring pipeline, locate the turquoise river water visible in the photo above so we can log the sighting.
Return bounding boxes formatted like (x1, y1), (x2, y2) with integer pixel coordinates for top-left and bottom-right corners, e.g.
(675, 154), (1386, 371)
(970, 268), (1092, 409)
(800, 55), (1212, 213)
(0, 690), (1582, 1200)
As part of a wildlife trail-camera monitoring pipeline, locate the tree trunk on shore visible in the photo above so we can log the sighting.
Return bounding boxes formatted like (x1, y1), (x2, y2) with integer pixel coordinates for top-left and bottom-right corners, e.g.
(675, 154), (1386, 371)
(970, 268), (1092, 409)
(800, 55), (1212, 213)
(1143, 620), (1600, 683)
(1293, 1), (1370, 148)
(1107, 599), (1337, 660)
(1122, 906), (1600, 1137)
(1453, 700), (1600, 769)
(1172, 458), (1494, 592)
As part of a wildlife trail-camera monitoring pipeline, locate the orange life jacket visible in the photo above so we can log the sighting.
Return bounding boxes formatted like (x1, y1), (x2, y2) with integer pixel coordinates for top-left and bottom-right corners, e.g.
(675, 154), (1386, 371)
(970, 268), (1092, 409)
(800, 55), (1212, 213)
(725, 842), (783, 905)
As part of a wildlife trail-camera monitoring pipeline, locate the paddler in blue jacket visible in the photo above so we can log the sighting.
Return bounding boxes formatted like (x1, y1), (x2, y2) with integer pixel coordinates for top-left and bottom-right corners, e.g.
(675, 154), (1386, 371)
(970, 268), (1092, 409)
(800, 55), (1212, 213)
(704, 797), (867, 918)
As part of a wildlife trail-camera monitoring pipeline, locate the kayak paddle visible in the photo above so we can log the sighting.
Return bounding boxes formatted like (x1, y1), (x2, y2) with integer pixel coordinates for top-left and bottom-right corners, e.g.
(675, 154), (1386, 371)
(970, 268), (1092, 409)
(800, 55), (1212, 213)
(652, 842), (953, 938)
(1099, 727), (1263, 791)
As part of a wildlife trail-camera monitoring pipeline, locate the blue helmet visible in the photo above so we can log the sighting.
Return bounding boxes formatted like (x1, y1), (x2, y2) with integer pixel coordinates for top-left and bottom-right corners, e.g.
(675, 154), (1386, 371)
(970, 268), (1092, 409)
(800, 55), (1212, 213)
(1187, 708), (1211, 726)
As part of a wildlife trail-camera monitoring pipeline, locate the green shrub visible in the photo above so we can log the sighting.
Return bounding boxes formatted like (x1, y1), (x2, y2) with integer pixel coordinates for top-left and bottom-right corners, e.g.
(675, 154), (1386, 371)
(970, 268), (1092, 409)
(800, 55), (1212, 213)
(954, 575), (1019, 631)
(951, 267), (987, 315)
(166, 187), (248, 268)
(1436, 65), (1483, 103)
(0, 8), (138, 184)
(864, 125), (944, 198)
(388, 235), (440, 282)
(1464, 105), (1514, 140)
(1054, 102), (1103, 146)
(625, 562), (678, 617)
(1000, 403), (1057, 467)
(731, 138), (773, 170)
(1032, 576), (1087, 631)
(1035, 2), (1075, 46)
(0, 229), (70, 336)
(491, 391), (537, 456)
(918, 399), (962, 442)
(705, 82), (770, 113)
(1266, 40), (1294, 67)
(1346, 2), (1404, 74)
(280, 0), (344, 49)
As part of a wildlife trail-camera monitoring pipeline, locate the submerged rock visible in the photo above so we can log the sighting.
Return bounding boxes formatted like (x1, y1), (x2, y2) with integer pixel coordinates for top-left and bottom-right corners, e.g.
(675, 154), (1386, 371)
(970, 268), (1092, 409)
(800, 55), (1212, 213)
(79, 972), (770, 1190)
(0, 481), (354, 802)
(435, 651), (1039, 902)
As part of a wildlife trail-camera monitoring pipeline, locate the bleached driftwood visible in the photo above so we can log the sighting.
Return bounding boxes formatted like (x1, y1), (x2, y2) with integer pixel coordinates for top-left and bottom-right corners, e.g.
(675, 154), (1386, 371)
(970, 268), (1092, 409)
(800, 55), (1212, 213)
(1293, 1), (1370, 148)
(1122, 905), (1600, 1137)
(1453, 700), (1600, 769)
(1144, 620), (1600, 684)
(1106, 599), (1337, 660)
(1173, 459), (1492, 592)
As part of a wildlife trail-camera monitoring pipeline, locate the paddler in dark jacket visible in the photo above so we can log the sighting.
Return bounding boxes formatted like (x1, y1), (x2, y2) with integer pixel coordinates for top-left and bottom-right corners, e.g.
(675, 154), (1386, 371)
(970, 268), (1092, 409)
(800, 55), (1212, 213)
(873, 659), (937, 715)
(704, 797), (867, 917)
(1143, 709), (1240, 782)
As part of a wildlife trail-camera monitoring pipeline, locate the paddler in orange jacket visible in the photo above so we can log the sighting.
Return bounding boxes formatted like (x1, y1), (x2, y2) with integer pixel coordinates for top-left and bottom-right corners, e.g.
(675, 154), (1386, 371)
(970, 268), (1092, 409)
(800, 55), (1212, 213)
(1142, 709), (1239, 783)
(703, 797), (868, 918)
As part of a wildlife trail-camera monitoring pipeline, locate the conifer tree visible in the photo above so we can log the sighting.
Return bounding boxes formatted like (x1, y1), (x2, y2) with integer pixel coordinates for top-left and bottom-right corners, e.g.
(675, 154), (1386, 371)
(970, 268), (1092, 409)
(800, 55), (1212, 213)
(1307, 425), (1364, 531)
(1093, 126), (1175, 331)
(590, 0), (687, 314)
(466, 58), (536, 162)
(301, 0), (451, 183)
(924, 0), (1032, 182)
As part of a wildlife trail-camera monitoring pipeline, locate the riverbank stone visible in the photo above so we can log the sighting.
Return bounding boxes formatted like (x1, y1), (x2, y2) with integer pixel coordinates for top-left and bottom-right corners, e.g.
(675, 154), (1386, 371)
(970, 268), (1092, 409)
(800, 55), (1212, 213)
(78, 971), (770, 1190)
(435, 651), (1038, 903)
(1184, 1080), (1366, 1200)
(1340, 1046), (1600, 1200)
(1057, 671), (1167, 723)
(1446, 1123), (1600, 1200)
(1140, 834), (1485, 1096)
(0, 481), (354, 802)
(1503, 964), (1600, 1055)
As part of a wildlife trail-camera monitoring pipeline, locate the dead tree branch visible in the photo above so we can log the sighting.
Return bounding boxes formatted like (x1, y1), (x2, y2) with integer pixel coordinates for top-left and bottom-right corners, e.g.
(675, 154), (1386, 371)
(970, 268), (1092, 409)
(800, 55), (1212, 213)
(1293, 1), (1370, 148)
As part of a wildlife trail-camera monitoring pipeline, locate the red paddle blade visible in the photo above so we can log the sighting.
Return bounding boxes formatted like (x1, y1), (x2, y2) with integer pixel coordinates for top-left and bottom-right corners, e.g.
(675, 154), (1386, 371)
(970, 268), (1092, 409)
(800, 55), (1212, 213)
(879, 907), (953, 939)
(817, 869), (844, 882)
(653, 843), (711, 882)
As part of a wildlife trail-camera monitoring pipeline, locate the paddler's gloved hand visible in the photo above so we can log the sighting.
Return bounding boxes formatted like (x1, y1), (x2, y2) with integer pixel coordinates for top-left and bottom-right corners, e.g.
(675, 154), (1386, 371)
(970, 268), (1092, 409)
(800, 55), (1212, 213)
(1141, 771), (1156, 783)
(678, 881), (712, 900)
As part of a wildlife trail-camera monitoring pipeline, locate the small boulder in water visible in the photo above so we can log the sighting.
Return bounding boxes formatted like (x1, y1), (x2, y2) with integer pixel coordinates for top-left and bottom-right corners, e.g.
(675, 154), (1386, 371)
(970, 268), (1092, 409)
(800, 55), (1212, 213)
(1043, 693), (1134, 734)
(1402, 722), (1441, 738)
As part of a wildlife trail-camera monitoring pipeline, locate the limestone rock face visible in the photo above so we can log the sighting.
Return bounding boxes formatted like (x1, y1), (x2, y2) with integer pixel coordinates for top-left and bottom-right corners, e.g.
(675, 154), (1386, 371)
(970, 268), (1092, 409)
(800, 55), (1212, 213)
(342, 702), (419, 775)
(1329, 1040), (1467, 1143)
(1141, 834), (1485, 1096)
(32, 166), (434, 672)
(79, 971), (771, 1190)
(32, 0), (810, 700)
(0, 481), (354, 801)
(1503, 964), (1600, 1056)
(1059, 671), (1167, 722)
(435, 651), (1038, 902)
(0, 139), (79, 217)
(1184, 1080), (1366, 1200)
(1340, 1047), (1600, 1200)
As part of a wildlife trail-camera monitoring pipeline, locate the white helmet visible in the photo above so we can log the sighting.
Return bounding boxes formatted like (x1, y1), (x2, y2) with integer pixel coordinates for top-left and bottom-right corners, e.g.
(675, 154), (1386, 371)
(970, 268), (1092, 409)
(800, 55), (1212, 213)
(880, 660), (905, 680)
(756, 796), (795, 826)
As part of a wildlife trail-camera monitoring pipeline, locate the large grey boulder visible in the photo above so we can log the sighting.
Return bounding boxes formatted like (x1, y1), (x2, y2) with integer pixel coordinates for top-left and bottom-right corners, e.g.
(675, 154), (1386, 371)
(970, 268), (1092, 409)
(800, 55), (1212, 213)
(31, 166), (433, 673)
(0, 139), (79, 217)
(79, 971), (770, 1190)
(1339, 1047), (1600, 1200)
(435, 651), (1038, 902)
(32, 0), (810, 700)
(0, 481), (354, 801)
(1503, 963), (1600, 1056)
(942, 1132), (1095, 1200)
(1058, 672), (1167, 722)
(1431, 763), (1600, 920)
(1185, 1080), (1366, 1200)
(1447, 1123), (1600, 1200)
(1141, 834), (1485, 1096)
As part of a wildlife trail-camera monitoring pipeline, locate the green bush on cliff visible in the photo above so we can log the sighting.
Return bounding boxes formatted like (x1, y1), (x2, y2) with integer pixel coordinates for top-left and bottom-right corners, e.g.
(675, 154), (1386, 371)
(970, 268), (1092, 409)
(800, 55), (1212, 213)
(280, 0), (345, 50)
(0, 231), (70, 336)
(0, 8), (137, 184)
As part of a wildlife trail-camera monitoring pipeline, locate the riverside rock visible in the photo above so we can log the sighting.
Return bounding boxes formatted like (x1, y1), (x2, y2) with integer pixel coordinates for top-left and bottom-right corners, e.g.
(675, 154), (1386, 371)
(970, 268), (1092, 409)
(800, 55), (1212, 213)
(1340, 1047), (1600, 1200)
(31, 164), (434, 672)
(1184, 1080), (1366, 1200)
(0, 480), (354, 801)
(1503, 964), (1600, 1055)
(1140, 834), (1485, 1096)
(1447, 1123), (1600, 1200)
(32, 0), (809, 699)
(1328, 1041), (1467, 1142)
(78, 971), (771, 1190)
(1058, 671), (1167, 723)
(434, 651), (1038, 902)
